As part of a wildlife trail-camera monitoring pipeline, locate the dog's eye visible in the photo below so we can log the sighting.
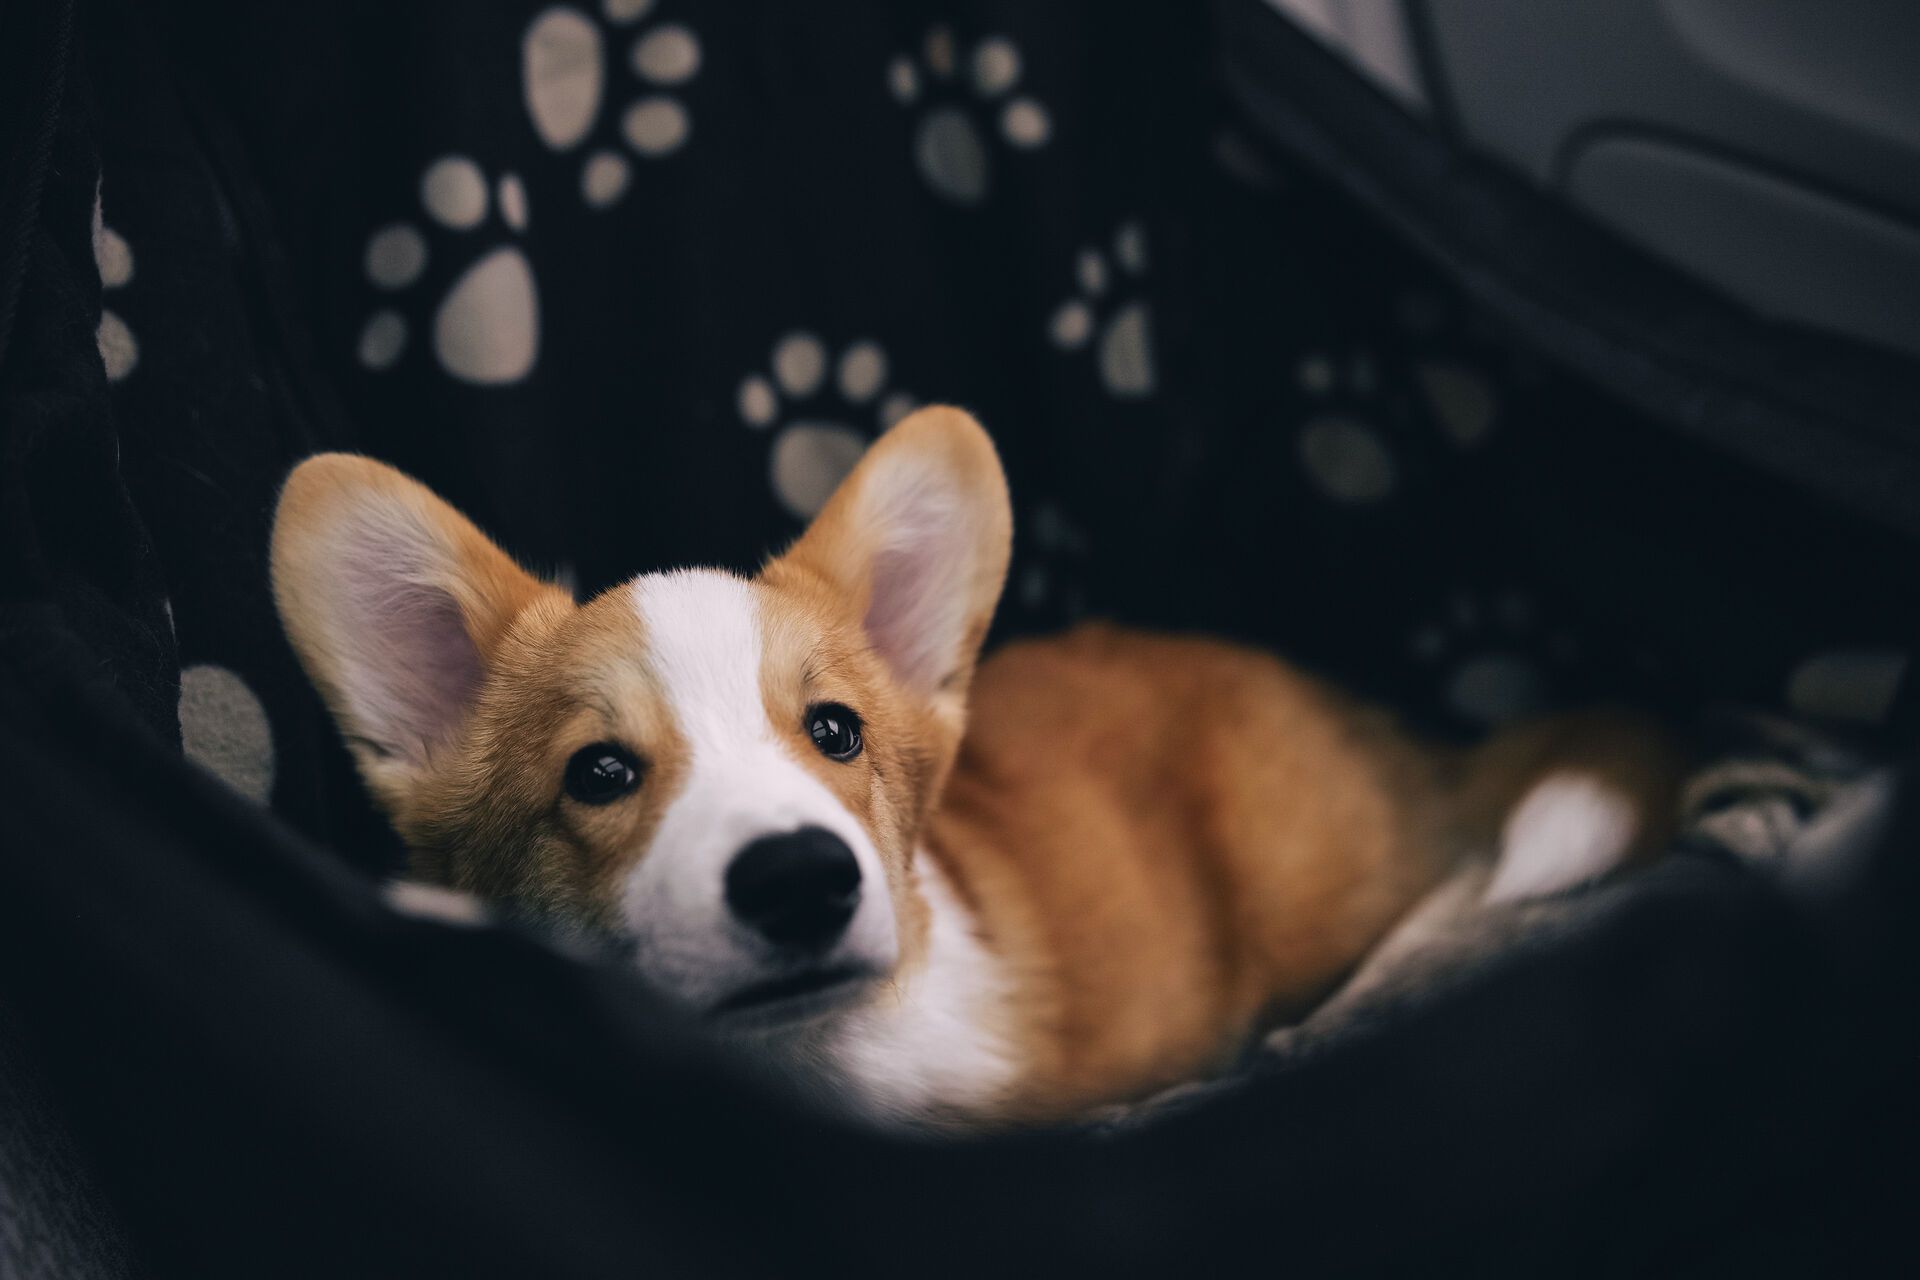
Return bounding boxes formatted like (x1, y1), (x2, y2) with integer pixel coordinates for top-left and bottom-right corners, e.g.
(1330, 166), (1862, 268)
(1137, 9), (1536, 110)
(563, 743), (642, 804)
(807, 704), (863, 762)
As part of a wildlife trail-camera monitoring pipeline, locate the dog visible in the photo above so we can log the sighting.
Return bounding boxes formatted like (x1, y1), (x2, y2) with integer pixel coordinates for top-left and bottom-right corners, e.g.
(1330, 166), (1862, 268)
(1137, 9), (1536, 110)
(271, 406), (1682, 1129)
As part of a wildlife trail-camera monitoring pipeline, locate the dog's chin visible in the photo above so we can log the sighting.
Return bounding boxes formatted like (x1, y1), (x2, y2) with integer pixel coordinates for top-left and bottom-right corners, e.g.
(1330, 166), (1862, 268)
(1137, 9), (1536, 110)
(703, 964), (878, 1034)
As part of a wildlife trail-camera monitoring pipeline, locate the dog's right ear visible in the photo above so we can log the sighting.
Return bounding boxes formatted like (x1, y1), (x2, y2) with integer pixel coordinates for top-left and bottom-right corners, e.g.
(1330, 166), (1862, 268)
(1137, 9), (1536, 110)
(270, 454), (564, 805)
(765, 406), (1012, 724)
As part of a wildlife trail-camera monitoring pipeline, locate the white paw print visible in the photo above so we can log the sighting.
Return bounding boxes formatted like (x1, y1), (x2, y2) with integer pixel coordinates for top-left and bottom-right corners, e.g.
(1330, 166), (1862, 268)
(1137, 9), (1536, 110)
(1293, 351), (1397, 503)
(737, 332), (918, 520)
(357, 155), (540, 385)
(1015, 502), (1090, 619)
(1415, 360), (1497, 448)
(178, 663), (275, 803)
(1048, 221), (1154, 399)
(1292, 351), (1499, 503)
(889, 26), (1051, 205)
(1784, 648), (1908, 725)
(1410, 589), (1574, 728)
(524, 0), (701, 210)
(91, 187), (137, 381)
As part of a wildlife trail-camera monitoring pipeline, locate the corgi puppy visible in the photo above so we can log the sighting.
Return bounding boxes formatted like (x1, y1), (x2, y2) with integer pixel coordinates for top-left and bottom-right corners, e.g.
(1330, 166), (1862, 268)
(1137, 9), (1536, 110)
(271, 407), (1681, 1129)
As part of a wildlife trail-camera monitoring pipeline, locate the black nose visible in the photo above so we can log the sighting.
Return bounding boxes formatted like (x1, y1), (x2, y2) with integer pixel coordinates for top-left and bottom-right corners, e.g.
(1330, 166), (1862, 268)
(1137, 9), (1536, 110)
(724, 827), (862, 950)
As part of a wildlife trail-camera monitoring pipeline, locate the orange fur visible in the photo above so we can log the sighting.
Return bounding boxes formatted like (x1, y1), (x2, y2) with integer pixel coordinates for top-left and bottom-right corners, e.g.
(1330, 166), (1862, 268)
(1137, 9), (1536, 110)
(928, 634), (1679, 1118)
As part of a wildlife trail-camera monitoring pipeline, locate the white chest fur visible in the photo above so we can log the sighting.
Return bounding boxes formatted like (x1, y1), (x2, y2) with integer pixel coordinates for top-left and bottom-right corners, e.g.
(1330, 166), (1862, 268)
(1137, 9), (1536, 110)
(776, 852), (1019, 1127)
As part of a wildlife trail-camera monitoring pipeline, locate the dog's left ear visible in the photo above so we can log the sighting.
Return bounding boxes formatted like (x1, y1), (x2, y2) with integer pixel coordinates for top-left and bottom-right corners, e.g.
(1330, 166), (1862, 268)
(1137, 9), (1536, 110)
(767, 406), (1012, 707)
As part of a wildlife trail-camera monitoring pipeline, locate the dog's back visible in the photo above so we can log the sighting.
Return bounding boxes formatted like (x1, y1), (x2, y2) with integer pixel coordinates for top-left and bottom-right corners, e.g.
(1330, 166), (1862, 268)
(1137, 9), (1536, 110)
(929, 624), (1681, 1118)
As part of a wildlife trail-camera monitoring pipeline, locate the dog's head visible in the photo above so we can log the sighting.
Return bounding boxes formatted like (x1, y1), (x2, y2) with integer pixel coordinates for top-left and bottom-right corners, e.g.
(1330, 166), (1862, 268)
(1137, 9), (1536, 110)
(271, 407), (1011, 1027)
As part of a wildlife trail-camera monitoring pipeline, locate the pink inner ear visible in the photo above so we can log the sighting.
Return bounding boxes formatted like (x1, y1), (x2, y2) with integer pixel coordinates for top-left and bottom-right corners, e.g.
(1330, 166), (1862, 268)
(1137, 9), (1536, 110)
(862, 479), (973, 693)
(332, 532), (485, 764)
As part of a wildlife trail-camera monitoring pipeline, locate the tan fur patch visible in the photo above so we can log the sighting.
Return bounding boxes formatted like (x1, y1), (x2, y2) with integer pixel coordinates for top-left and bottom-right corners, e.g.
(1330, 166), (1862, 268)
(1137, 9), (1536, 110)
(401, 591), (699, 933)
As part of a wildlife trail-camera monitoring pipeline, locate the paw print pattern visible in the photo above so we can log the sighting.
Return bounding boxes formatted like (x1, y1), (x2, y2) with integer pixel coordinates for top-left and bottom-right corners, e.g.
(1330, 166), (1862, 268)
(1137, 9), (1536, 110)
(1291, 351), (1500, 504)
(737, 332), (918, 520)
(178, 663), (275, 804)
(1293, 351), (1397, 503)
(1415, 360), (1497, 449)
(1409, 589), (1575, 728)
(889, 26), (1050, 205)
(357, 155), (541, 385)
(1783, 647), (1908, 725)
(1393, 293), (1499, 448)
(92, 189), (137, 381)
(1015, 502), (1091, 619)
(1048, 222), (1154, 399)
(524, 0), (701, 210)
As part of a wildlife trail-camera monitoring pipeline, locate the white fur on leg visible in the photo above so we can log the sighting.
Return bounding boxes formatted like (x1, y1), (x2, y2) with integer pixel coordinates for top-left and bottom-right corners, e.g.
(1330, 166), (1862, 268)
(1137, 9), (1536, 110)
(1484, 772), (1638, 904)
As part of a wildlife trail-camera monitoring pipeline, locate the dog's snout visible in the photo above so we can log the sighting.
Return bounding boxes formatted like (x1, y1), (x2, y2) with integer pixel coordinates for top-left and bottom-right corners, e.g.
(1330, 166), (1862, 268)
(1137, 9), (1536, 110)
(724, 827), (862, 950)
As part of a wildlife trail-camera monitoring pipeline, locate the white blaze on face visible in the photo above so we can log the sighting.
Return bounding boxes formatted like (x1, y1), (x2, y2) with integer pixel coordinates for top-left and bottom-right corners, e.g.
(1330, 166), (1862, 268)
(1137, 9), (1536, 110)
(620, 570), (899, 1008)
